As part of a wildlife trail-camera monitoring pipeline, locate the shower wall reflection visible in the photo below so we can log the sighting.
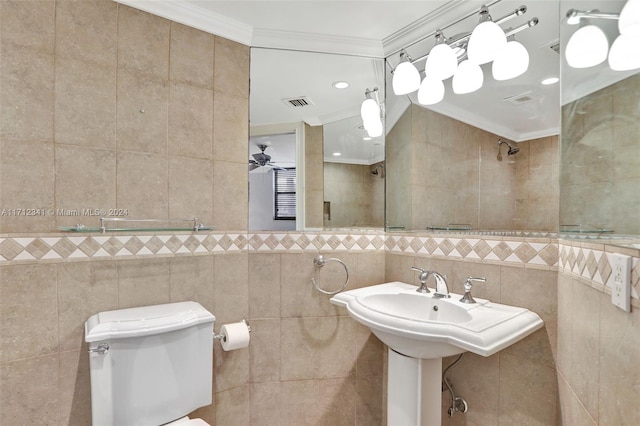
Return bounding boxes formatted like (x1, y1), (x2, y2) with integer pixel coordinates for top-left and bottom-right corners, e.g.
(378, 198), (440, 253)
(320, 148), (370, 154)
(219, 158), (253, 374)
(386, 105), (559, 231)
(560, 73), (640, 235)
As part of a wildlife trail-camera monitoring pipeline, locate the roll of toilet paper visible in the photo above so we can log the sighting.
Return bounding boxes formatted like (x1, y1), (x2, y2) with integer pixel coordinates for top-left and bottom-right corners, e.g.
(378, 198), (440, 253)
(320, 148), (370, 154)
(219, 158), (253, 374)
(220, 321), (250, 351)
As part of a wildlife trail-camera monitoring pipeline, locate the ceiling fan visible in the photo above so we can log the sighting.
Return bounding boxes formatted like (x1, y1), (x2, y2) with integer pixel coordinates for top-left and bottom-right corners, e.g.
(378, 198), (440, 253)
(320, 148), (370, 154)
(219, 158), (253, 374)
(249, 142), (285, 173)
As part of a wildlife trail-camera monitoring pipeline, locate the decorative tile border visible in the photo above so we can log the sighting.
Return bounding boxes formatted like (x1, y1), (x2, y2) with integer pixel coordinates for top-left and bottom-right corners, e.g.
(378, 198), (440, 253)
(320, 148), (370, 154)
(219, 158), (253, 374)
(385, 234), (559, 267)
(559, 241), (640, 301)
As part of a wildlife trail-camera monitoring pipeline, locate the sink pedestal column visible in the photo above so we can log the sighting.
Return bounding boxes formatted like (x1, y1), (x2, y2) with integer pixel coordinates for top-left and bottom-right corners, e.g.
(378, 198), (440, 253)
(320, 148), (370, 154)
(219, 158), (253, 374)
(387, 348), (442, 426)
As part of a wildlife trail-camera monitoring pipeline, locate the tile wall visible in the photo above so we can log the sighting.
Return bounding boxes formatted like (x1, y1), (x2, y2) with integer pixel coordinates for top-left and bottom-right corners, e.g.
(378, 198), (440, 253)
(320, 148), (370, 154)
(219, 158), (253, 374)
(386, 104), (559, 232)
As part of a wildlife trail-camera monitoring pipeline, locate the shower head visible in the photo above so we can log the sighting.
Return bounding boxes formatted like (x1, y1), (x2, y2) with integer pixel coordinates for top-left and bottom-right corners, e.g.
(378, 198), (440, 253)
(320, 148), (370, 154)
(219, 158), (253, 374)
(497, 139), (519, 161)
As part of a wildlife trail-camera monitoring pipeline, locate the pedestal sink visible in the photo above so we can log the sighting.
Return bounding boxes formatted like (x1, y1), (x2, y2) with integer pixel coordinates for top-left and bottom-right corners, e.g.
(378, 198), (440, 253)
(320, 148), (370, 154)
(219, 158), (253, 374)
(330, 281), (544, 426)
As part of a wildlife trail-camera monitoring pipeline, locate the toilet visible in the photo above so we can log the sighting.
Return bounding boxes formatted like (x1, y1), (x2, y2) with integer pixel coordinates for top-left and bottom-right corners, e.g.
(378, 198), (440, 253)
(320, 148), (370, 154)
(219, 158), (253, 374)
(85, 301), (216, 426)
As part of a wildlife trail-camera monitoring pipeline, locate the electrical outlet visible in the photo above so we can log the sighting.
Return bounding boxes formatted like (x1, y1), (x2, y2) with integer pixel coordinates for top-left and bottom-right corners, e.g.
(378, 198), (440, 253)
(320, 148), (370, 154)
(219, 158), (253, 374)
(610, 253), (631, 313)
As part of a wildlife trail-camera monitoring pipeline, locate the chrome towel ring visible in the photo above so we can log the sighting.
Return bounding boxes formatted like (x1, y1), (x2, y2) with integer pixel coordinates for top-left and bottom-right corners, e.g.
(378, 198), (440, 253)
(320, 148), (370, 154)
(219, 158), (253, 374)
(311, 255), (350, 295)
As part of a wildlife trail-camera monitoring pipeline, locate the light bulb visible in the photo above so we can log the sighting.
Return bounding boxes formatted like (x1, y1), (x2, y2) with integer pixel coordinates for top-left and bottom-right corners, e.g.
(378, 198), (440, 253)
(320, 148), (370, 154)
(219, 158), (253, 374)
(452, 60), (484, 94)
(366, 119), (383, 138)
(425, 43), (458, 80)
(392, 61), (421, 95)
(565, 25), (608, 68)
(492, 40), (530, 81)
(608, 34), (640, 71)
(360, 98), (379, 127)
(619, 0), (640, 36)
(417, 76), (445, 105)
(468, 21), (507, 64)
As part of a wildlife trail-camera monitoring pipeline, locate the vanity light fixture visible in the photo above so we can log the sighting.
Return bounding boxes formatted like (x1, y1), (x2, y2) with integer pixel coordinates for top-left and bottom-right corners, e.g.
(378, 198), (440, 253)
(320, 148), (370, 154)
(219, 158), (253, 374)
(541, 77), (559, 85)
(565, 1), (640, 71)
(389, 4), (538, 103)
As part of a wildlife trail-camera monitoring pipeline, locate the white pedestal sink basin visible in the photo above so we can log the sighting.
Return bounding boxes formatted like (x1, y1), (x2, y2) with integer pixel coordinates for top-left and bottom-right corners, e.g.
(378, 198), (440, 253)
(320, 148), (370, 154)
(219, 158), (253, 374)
(330, 281), (544, 425)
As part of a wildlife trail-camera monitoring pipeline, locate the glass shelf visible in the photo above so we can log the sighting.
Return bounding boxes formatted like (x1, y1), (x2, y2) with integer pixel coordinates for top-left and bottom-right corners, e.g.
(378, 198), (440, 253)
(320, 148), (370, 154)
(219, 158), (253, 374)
(427, 224), (473, 231)
(59, 218), (214, 233)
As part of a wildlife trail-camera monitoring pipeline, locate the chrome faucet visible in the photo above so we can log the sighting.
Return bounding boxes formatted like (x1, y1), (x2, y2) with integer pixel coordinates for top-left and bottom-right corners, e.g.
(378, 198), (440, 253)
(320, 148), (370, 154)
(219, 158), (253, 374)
(410, 266), (431, 293)
(459, 277), (487, 304)
(431, 272), (450, 298)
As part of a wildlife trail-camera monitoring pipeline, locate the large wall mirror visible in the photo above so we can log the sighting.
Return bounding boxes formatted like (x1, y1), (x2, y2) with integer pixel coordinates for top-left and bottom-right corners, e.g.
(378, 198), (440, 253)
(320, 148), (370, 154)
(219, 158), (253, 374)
(384, 0), (561, 233)
(559, 0), (640, 242)
(249, 47), (385, 231)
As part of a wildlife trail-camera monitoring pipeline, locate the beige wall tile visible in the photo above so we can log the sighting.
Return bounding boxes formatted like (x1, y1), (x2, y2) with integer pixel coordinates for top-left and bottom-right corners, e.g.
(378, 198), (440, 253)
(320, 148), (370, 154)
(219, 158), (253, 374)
(498, 353), (558, 425)
(318, 378), (356, 426)
(215, 384), (250, 426)
(0, 354), (59, 425)
(280, 316), (363, 381)
(556, 272), (573, 377)
(57, 260), (118, 352)
(557, 373), (597, 426)
(280, 380), (320, 424)
(249, 382), (282, 426)
(248, 253), (281, 319)
(355, 376), (383, 426)
(170, 22), (214, 89)
(354, 325), (383, 379)
(213, 92), (249, 163)
(117, 258), (170, 308)
(169, 255), (215, 314)
(169, 83), (214, 159)
(116, 151), (168, 219)
(168, 156), (214, 224)
(117, 5), (170, 80)
(249, 319), (281, 383)
(570, 280), (600, 419)
(384, 253), (416, 284)
(55, 145), (117, 228)
(214, 37), (249, 99)
(213, 160), (248, 230)
(0, 0), (55, 54)
(58, 349), (92, 426)
(446, 353), (499, 426)
(0, 46), (54, 142)
(214, 342), (249, 393)
(354, 252), (386, 289)
(0, 140), (55, 232)
(116, 70), (168, 154)
(598, 292), (640, 425)
(55, 0), (117, 66)
(0, 264), (58, 362)
(213, 252), (249, 325)
(55, 57), (116, 148)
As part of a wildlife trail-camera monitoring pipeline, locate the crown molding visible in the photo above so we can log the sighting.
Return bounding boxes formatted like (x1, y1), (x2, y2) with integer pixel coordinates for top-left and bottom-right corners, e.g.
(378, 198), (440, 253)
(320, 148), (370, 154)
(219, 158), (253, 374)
(252, 28), (384, 58)
(382, 0), (473, 58)
(114, 0), (253, 45)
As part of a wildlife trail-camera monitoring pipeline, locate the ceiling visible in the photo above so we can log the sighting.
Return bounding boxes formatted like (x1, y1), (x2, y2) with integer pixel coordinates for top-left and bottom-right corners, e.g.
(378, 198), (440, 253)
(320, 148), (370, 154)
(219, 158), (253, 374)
(115, 1), (627, 163)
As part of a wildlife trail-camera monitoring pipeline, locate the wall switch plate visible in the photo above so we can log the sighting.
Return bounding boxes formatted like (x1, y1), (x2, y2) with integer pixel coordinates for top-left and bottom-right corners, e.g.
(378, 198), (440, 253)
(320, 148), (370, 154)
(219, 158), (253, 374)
(610, 253), (631, 312)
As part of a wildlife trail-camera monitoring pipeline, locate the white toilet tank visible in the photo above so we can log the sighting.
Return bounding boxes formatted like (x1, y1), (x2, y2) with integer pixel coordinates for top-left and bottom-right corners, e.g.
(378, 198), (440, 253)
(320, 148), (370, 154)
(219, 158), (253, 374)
(85, 301), (215, 426)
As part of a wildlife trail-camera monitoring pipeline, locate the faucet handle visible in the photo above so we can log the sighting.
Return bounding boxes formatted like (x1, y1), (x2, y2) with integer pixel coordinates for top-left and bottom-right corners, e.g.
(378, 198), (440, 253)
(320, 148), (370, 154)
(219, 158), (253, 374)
(410, 266), (431, 293)
(460, 277), (486, 304)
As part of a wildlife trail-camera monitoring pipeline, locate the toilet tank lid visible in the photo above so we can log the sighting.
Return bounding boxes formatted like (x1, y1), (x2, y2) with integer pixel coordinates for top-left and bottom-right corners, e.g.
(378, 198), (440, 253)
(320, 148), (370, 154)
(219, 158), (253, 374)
(85, 301), (215, 342)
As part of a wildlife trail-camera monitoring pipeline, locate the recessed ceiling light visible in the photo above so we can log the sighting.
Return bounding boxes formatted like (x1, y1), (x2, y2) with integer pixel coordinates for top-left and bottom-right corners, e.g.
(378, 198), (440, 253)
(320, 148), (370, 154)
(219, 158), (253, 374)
(541, 77), (559, 85)
(333, 152), (342, 156)
(332, 81), (350, 89)
(363, 136), (372, 141)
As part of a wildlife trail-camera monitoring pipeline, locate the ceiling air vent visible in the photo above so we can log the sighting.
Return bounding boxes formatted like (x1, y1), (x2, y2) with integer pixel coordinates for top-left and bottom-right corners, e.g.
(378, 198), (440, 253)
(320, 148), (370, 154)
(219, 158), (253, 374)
(504, 91), (539, 105)
(282, 96), (315, 108)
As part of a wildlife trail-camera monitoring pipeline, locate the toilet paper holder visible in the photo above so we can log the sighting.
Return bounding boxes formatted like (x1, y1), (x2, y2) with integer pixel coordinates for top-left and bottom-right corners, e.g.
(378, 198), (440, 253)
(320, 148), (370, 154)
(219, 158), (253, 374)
(213, 319), (251, 343)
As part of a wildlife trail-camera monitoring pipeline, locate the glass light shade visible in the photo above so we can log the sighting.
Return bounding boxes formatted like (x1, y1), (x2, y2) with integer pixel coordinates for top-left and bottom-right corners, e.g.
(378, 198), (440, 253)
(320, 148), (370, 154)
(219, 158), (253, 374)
(417, 77), (445, 105)
(425, 43), (458, 80)
(366, 119), (383, 138)
(360, 98), (379, 127)
(492, 40), (530, 81)
(467, 21), (507, 64)
(608, 34), (640, 71)
(452, 60), (484, 94)
(392, 61), (421, 95)
(565, 25), (608, 68)
(619, 0), (640, 36)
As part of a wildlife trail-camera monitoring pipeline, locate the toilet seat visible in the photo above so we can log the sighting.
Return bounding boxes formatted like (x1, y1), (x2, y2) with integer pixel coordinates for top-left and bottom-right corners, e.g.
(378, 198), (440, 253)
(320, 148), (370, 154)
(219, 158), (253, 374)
(165, 416), (211, 426)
